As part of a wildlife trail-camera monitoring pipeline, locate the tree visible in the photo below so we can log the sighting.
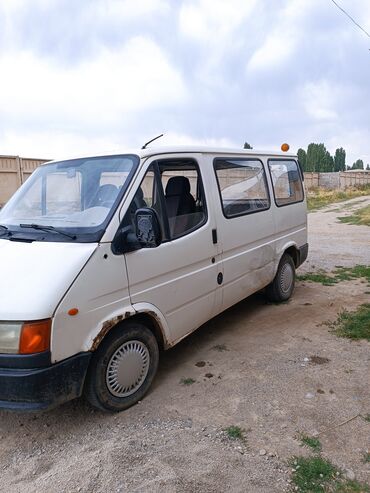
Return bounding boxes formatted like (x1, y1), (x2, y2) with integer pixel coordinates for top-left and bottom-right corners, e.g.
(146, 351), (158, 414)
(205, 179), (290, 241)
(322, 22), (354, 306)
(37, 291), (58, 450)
(323, 150), (334, 172)
(334, 147), (346, 172)
(366, 164), (370, 171)
(306, 143), (333, 172)
(351, 159), (364, 170)
(297, 148), (307, 171)
(243, 142), (253, 149)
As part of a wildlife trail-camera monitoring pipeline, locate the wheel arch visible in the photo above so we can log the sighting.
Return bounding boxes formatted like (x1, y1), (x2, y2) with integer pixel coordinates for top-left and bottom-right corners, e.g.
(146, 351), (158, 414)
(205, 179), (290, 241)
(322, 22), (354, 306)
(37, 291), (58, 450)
(88, 304), (170, 353)
(277, 241), (299, 268)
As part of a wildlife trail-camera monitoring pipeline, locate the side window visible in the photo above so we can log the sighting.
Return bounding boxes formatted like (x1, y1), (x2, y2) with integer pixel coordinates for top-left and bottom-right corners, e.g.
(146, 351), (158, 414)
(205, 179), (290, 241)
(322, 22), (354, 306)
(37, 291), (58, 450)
(268, 160), (304, 206)
(214, 158), (270, 218)
(124, 159), (207, 246)
(159, 160), (207, 239)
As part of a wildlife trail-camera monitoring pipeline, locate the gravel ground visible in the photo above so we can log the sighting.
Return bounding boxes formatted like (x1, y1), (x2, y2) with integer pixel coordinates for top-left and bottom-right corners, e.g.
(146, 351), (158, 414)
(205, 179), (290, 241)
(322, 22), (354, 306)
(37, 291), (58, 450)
(0, 197), (369, 493)
(301, 195), (370, 272)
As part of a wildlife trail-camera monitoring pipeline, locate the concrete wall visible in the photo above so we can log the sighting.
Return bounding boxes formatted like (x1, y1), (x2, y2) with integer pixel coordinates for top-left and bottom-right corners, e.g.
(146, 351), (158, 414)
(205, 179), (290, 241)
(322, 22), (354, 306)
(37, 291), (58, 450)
(0, 155), (49, 205)
(304, 172), (370, 191)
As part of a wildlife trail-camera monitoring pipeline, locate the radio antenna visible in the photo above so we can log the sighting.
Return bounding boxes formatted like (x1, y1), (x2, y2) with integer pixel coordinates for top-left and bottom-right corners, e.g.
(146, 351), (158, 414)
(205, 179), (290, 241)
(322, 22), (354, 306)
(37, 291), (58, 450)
(141, 134), (164, 149)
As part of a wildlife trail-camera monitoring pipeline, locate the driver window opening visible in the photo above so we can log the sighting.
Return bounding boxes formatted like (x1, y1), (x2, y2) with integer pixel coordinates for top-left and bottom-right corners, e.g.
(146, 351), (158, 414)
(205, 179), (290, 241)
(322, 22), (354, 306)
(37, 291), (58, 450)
(124, 159), (207, 245)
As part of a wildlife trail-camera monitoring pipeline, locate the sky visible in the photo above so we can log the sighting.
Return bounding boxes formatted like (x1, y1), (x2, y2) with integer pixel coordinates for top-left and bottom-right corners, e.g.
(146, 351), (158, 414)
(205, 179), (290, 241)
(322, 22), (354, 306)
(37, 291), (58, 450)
(0, 0), (369, 166)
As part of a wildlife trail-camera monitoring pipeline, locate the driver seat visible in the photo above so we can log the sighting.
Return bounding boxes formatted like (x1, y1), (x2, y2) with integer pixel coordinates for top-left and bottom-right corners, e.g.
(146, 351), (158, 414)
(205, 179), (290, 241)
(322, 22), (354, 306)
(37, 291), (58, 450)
(92, 184), (119, 207)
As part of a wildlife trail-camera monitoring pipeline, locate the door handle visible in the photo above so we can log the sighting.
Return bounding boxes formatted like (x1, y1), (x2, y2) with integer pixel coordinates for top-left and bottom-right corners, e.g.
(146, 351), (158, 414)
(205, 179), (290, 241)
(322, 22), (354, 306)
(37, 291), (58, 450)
(212, 228), (217, 244)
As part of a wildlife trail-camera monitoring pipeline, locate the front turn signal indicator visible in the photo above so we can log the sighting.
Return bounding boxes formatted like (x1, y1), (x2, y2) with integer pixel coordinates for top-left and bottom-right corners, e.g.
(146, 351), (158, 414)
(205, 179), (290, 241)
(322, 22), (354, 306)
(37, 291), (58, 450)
(19, 319), (51, 354)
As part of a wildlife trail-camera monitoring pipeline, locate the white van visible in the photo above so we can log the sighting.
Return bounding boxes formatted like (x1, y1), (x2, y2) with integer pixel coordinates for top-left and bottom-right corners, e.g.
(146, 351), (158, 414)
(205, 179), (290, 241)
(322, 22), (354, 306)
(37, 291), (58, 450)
(0, 146), (307, 412)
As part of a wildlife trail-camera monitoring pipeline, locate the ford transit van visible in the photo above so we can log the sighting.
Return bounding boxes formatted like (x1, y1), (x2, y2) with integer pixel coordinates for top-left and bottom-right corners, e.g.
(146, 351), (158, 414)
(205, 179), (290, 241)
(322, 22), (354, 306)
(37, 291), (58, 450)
(0, 147), (308, 411)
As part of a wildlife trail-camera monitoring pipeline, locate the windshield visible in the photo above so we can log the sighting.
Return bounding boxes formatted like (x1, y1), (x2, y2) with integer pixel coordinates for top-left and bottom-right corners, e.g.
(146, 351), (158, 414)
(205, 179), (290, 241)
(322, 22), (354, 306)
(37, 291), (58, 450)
(0, 154), (139, 242)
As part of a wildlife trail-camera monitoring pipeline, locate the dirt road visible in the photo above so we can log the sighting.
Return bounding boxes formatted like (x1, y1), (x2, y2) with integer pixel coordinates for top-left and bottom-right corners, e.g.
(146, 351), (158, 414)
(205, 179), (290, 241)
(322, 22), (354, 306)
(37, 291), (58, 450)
(0, 197), (369, 493)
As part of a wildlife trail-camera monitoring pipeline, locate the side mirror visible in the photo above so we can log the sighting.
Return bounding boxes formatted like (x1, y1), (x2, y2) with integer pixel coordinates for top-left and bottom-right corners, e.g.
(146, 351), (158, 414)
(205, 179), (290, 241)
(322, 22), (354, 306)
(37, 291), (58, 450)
(111, 225), (141, 255)
(134, 208), (162, 248)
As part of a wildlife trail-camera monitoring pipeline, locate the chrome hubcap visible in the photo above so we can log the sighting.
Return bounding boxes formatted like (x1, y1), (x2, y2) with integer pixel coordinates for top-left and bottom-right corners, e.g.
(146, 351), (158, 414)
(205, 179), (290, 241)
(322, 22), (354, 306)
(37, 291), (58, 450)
(280, 262), (294, 294)
(106, 340), (150, 398)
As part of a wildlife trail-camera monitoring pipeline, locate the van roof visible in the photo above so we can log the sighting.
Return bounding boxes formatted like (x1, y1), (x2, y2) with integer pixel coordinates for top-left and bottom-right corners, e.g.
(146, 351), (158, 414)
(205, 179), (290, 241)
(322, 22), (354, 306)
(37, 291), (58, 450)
(139, 146), (297, 159)
(45, 146), (297, 164)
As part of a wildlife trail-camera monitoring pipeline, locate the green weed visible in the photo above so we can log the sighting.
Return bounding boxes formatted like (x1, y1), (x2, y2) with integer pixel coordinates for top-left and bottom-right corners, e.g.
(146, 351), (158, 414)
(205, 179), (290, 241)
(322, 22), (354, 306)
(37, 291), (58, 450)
(180, 377), (196, 385)
(363, 453), (370, 463)
(330, 304), (370, 341)
(290, 456), (370, 493)
(300, 434), (322, 452)
(335, 480), (370, 492)
(297, 272), (338, 286)
(224, 425), (245, 441)
(298, 265), (370, 286)
(290, 456), (337, 492)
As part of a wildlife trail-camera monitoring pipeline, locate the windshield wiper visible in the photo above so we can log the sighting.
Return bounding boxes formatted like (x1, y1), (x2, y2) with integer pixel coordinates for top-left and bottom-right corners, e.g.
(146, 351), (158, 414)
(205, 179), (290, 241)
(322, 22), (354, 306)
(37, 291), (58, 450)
(0, 224), (11, 236)
(19, 223), (77, 240)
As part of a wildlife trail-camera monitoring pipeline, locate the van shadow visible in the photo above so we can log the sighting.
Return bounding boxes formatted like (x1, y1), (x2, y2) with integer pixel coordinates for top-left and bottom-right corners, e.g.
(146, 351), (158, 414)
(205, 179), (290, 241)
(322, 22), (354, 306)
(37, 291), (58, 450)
(0, 292), (271, 434)
(154, 291), (268, 382)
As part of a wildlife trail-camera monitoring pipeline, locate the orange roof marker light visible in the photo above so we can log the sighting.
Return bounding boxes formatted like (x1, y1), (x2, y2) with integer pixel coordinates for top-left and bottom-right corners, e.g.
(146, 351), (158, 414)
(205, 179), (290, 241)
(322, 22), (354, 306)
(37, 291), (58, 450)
(281, 143), (290, 152)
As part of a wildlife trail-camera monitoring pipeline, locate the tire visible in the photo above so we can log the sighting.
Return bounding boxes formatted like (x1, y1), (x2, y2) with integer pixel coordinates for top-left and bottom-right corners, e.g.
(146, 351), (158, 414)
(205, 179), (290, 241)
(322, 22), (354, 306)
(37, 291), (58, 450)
(265, 254), (295, 302)
(84, 322), (159, 412)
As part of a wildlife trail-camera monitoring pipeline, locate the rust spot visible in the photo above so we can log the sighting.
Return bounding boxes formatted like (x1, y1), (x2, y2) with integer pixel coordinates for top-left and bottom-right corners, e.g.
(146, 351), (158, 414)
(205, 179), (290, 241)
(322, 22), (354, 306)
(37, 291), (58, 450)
(91, 314), (131, 351)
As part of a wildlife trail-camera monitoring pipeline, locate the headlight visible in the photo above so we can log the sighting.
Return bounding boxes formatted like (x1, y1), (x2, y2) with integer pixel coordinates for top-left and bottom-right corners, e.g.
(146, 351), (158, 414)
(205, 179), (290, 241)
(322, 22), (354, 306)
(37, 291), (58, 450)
(0, 320), (51, 354)
(0, 322), (23, 353)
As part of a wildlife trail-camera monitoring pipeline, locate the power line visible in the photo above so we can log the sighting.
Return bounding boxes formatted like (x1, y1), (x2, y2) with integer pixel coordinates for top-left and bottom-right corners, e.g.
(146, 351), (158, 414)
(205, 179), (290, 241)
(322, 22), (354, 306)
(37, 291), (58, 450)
(329, 0), (370, 39)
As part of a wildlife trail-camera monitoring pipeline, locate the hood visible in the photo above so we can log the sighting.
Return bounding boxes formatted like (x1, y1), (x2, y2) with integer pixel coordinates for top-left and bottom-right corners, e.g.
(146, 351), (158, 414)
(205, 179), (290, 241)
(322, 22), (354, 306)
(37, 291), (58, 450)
(0, 240), (97, 320)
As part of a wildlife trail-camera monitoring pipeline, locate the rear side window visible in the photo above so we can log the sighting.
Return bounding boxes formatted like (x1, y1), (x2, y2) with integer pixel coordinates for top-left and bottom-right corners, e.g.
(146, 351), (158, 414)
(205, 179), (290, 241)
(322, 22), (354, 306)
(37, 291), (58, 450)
(214, 158), (270, 218)
(268, 159), (304, 206)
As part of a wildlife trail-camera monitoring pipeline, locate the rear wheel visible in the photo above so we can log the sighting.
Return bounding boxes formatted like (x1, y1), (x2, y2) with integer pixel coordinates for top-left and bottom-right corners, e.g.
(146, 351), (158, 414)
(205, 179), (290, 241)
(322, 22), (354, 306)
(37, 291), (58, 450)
(265, 254), (295, 302)
(84, 322), (159, 412)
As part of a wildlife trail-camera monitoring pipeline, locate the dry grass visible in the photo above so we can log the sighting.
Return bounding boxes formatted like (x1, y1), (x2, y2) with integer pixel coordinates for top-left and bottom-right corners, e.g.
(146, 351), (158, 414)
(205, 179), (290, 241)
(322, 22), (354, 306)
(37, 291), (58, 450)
(307, 186), (370, 211)
(338, 205), (370, 227)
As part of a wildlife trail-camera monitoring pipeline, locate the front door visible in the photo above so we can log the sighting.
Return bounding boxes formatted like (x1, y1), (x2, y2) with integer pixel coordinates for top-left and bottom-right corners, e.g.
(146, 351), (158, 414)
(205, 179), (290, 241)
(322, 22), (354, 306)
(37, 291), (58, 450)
(123, 155), (222, 344)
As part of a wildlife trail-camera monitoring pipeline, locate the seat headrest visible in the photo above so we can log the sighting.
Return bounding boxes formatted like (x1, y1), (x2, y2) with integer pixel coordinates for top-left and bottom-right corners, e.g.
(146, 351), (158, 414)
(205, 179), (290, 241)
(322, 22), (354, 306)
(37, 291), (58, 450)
(96, 184), (119, 202)
(165, 176), (191, 196)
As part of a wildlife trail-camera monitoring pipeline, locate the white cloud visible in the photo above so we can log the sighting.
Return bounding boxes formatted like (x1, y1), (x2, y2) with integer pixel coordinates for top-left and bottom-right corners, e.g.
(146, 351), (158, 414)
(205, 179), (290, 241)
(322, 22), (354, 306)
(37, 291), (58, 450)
(299, 80), (339, 121)
(0, 36), (187, 127)
(93, 0), (170, 20)
(179, 0), (257, 42)
(246, 0), (314, 72)
(160, 131), (236, 148)
(247, 33), (295, 72)
(0, 130), (123, 160)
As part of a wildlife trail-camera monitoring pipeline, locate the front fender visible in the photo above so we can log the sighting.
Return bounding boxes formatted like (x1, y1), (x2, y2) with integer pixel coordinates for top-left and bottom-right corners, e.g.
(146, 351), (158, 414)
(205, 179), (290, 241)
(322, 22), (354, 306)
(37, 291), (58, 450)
(85, 305), (136, 352)
(132, 302), (171, 349)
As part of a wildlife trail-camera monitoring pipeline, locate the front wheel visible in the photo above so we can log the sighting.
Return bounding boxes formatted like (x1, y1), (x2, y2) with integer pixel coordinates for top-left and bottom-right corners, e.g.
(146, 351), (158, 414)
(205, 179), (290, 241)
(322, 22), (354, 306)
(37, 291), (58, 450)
(265, 254), (295, 302)
(84, 322), (159, 412)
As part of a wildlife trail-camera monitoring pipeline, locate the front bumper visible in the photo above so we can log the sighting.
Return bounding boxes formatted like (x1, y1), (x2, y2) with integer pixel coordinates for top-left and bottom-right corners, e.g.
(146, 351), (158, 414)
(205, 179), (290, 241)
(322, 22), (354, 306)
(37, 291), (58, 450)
(0, 352), (91, 412)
